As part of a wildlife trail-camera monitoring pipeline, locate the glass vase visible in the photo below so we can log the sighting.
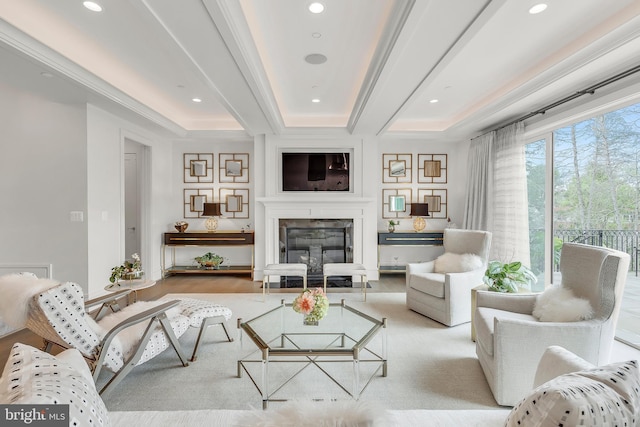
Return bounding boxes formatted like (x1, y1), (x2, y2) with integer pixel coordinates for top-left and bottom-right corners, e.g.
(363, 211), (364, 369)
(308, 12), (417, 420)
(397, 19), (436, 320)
(303, 315), (319, 326)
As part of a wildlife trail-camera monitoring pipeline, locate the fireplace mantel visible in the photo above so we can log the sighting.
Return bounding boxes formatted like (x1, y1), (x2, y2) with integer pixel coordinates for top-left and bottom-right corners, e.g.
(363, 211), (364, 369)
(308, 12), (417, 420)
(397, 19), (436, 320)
(257, 197), (376, 275)
(257, 197), (375, 207)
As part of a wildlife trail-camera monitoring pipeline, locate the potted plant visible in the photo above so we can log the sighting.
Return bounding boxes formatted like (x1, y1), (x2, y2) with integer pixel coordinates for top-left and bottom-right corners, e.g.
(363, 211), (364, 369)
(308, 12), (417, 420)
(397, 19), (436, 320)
(110, 253), (143, 283)
(194, 252), (224, 269)
(483, 260), (537, 293)
(388, 220), (399, 233)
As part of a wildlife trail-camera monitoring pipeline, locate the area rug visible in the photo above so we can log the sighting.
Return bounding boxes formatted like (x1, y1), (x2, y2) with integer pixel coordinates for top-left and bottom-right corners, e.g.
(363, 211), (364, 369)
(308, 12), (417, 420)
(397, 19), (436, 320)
(100, 292), (500, 412)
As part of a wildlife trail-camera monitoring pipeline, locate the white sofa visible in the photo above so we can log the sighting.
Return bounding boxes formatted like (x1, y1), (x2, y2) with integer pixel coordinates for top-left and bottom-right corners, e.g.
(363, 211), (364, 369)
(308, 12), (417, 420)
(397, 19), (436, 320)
(1, 343), (638, 426)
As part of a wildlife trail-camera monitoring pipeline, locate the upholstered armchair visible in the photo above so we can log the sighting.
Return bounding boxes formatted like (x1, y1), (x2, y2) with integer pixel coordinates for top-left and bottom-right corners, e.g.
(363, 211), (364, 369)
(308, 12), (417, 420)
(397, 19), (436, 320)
(474, 242), (630, 406)
(406, 229), (492, 326)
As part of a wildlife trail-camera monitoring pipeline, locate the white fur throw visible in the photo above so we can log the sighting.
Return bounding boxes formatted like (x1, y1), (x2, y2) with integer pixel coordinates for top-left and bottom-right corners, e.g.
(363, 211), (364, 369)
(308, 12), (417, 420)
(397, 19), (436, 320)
(238, 400), (388, 426)
(95, 301), (182, 360)
(0, 273), (60, 329)
(434, 252), (483, 274)
(533, 285), (594, 322)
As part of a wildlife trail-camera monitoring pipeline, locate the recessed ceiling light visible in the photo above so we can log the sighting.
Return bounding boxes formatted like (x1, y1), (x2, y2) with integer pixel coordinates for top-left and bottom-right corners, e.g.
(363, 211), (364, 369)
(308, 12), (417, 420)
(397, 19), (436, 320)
(312, 32), (322, 38)
(430, 99), (439, 104)
(83, 1), (103, 12)
(309, 2), (324, 13)
(192, 98), (202, 103)
(312, 99), (321, 103)
(529, 4), (547, 14)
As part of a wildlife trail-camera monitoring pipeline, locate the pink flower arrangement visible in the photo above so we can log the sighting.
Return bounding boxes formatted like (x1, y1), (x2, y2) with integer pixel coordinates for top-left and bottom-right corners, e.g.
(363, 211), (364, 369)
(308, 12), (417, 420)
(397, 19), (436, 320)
(292, 287), (329, 322)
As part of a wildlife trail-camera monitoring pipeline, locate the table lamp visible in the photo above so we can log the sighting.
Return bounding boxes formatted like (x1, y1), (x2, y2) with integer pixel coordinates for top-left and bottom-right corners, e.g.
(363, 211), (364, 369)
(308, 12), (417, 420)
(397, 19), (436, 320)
(202, 202), (222, 232)
(410, 203), (429, 232)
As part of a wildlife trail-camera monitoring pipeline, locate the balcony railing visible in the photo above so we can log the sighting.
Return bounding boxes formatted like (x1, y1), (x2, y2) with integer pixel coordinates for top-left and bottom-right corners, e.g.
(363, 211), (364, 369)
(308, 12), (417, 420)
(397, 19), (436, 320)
(541, 229), (640, 274)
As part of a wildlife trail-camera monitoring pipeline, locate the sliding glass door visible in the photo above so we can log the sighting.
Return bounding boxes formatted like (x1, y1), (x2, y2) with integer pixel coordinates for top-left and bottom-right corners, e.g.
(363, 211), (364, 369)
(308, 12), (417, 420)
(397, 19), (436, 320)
(526, 138), (548, 292)
(529, 102), (640, 349)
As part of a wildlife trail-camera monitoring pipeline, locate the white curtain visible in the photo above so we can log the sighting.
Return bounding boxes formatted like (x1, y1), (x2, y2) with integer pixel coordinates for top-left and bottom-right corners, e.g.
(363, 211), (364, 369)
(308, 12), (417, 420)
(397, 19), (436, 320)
(463, 122), (531, 265)
(462, 131), (494, 231)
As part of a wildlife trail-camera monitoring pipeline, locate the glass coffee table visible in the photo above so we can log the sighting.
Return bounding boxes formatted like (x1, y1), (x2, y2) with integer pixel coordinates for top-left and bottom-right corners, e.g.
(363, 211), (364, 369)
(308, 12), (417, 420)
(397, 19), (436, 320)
(238, 299), (387, 409)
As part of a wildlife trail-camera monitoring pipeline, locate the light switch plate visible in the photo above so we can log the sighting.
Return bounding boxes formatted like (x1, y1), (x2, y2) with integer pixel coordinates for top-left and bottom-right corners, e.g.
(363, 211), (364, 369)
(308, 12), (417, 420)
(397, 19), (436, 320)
(70, 211), (84, 222)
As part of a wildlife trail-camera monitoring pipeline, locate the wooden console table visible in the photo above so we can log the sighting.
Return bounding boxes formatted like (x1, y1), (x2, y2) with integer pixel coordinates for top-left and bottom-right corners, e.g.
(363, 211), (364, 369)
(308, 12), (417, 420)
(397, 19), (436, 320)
(377, 231), (444, 273)
(162, 231), (254, 278)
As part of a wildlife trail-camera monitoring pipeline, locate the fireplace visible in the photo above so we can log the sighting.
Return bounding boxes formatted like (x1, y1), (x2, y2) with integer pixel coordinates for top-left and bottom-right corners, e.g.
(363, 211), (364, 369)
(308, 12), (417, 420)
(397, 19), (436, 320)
(258, 195), (375, 283)
(279, 219), (353, 286)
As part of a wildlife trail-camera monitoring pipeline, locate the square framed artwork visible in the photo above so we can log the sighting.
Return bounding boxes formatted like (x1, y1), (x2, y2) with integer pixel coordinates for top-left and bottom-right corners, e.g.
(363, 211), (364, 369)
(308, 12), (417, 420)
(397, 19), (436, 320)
(219, 188), (250, 219)
(417, 154), (447, 183)
(416, 188), (448, 219)
(382, 188), (411, 219)
(219, 153), (249, 183)
(382, 154), (412, 183)
(183, 188), (214, 218)
(184, 153), (214, 183)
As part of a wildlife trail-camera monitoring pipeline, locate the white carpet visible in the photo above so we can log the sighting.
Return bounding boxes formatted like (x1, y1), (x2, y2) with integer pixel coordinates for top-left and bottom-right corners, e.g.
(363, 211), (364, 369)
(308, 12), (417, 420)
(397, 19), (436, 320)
(100, 292), (500, 412)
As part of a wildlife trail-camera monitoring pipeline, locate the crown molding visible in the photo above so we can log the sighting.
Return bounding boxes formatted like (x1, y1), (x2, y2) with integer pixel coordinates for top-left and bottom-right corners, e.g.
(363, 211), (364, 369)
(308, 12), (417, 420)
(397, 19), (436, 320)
(0, 19), (186, 136)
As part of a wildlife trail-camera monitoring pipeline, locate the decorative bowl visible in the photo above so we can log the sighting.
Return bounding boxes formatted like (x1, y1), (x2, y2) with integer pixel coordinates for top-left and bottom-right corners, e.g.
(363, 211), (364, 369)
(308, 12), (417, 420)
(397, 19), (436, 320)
(198, 260), (222, 270)
(122, 270), (144, 280)
(175, 222), (189, 232)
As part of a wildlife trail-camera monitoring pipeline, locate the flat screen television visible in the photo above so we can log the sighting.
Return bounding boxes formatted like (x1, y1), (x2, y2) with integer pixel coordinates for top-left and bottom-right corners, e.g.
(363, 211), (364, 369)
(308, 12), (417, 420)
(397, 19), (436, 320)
(282, 152), (350, 191)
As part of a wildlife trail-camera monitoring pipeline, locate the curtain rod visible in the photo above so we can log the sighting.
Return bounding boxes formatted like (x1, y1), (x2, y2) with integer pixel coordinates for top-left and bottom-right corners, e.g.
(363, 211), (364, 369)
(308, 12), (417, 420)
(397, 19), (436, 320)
(477, 63), (640, 138)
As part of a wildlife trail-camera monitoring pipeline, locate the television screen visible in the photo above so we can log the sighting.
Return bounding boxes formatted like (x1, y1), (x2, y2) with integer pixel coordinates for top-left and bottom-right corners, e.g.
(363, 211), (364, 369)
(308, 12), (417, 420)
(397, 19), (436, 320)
(282, 152), (350, 191)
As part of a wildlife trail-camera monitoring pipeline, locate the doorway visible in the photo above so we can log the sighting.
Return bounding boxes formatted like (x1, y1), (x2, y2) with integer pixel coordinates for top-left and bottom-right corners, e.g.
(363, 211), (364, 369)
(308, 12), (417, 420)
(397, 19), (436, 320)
(124, 139), (145, 262)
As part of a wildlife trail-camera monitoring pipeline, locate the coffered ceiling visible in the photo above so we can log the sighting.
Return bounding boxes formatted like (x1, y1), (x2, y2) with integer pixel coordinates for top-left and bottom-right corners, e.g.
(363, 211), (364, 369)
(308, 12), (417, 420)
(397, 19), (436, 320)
(1, 0), (639, 140)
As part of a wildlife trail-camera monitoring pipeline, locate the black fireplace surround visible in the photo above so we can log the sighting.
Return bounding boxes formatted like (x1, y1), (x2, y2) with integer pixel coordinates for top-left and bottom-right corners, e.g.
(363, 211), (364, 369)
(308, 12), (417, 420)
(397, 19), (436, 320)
(278, 219), (353, 287)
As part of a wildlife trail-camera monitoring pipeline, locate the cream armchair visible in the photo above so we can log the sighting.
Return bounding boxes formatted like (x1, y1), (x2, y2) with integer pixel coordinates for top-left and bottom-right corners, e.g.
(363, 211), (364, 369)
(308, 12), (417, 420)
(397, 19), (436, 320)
(474, 242), (630, 406)
(406, 229), (492, 326)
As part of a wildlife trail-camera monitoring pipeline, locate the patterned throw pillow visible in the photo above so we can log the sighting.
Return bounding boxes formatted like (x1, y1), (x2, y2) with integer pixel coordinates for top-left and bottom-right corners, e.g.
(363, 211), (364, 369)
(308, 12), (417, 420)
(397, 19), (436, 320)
(506, 360), (639, 426)
(0, 343), (111, 427)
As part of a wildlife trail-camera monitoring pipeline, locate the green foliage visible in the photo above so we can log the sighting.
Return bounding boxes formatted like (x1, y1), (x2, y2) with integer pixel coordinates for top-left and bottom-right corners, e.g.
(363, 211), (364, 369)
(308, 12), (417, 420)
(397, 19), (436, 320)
(551, 104), (640, 231)
(109, 253), (142, 283)
(483, 260), (537, 293)
(194, 252), (224, 267)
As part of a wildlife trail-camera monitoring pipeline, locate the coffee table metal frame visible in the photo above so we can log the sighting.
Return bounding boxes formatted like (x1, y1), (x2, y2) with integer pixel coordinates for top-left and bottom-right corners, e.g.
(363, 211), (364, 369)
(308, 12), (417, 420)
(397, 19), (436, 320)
(237, 299), (387, 409)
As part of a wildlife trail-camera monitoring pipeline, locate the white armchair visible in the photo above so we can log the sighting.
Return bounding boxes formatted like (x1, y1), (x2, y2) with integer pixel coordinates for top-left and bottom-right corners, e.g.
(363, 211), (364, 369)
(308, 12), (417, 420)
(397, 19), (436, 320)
(474, 242), (630, 406)
(406, 229), (492, 326)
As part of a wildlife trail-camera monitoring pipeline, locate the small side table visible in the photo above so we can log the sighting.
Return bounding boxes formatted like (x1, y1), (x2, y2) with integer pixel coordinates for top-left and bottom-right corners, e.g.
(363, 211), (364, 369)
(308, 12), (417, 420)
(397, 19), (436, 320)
(471, 284), (489, 342)
(104, 279), (156, 303)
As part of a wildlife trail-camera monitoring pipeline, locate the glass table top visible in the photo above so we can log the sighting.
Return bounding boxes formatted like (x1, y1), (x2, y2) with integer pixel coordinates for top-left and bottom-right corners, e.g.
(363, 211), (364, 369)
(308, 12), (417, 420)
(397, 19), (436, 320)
(239, 299), (385, 354)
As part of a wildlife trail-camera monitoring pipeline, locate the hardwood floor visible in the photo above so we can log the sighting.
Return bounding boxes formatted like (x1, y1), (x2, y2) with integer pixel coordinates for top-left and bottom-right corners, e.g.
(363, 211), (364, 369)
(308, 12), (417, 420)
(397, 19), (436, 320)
(0, 273), (407, 367)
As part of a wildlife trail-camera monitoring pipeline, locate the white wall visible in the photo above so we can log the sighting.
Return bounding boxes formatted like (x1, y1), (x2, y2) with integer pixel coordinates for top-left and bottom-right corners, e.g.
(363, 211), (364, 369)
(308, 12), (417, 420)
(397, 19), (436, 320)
(86, 105), (173, 297)
(0, 83), (88, 285)
(376, 138), (470, 265)
(168, 136), (255, 266)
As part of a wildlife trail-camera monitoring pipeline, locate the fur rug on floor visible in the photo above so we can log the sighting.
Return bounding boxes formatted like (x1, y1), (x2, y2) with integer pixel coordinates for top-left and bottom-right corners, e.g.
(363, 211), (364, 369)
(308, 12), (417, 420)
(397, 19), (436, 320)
(236, 401), (388, 427)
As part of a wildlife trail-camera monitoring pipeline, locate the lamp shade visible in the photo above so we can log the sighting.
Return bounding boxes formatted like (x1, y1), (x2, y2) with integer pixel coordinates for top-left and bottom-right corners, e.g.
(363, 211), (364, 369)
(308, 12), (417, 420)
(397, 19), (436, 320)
(410, 203), (429, 217)
(202, 202), (222, 217)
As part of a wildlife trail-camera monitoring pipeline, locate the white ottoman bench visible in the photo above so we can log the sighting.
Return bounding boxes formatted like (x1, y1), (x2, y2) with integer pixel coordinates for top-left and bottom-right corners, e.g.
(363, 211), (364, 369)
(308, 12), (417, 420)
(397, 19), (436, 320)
(163, 297), (234, 361)
(323, 263), (368, 301)
(263, 263), (308, 299)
